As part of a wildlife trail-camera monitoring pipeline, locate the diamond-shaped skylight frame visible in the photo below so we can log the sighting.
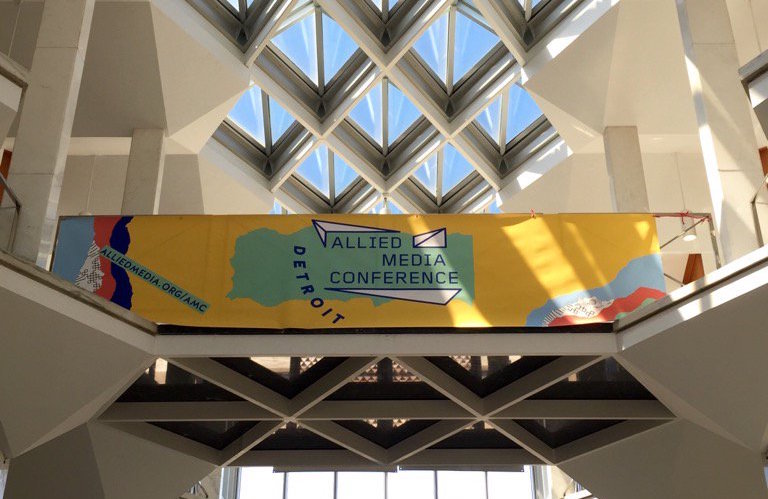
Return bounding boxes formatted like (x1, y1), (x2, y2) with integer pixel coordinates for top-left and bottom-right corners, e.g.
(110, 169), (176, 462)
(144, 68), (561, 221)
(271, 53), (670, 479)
(348, 80), (422, 151)
(294, 145), (362, 203)
(474, 83), (543, 148)
(411, 1), (501, 92)
(227, 85), (297, 150)
(412, 143), (476, 203)
(270, 6), (360, 90)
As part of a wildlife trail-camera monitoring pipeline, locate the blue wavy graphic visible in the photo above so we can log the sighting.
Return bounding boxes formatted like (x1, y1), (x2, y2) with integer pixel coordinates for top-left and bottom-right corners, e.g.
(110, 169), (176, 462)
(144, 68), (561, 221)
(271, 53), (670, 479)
(109, 216), (133, 309)
(525, 254), (665, 326)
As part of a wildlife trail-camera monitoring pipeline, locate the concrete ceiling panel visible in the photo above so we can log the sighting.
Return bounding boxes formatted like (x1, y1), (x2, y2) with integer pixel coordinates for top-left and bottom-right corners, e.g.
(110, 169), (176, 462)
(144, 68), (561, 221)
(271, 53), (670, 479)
(559, 420), (768, 499)
(168, 90), (245, 154)
(602, 0), (698, 135)
(617, 273), (768, 453)
(0, 281), (153, 458)
(89, 423), (216, 499)
(150, 3), (249, 144)
(4, 423), (216, 499)
(72, 2), (167, 137)
(523, 5), (620, 143)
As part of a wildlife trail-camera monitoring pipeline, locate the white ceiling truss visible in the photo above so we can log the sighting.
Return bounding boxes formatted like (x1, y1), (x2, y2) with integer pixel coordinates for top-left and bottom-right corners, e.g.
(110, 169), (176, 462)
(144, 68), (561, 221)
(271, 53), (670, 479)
(187, 0), (587, 214)
(101, 353), (675, 470)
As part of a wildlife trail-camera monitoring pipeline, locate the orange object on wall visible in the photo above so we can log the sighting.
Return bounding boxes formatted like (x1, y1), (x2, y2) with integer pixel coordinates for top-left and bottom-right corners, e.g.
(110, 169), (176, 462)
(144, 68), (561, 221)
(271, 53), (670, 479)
(0, 149), (11, 203)
(682, 253), (705, 284)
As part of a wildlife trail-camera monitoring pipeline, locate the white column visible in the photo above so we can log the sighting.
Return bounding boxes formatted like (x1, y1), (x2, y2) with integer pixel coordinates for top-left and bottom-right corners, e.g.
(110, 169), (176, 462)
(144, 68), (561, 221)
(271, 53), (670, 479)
(603, 126), (650, 212)
(121, 128), (166, 215)
(6, 0), (95, 267)
(677, 0), (764, 262)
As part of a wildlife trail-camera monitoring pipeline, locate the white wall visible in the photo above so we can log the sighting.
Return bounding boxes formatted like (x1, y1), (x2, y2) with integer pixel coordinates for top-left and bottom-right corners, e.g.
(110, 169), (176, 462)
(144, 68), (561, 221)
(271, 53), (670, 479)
(58, 140), (274, 216)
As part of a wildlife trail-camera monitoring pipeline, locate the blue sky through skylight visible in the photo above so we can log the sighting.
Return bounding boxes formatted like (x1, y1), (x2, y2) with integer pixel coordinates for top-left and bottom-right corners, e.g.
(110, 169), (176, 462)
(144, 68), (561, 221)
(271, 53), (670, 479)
(333, 154), (358, 195)
(349, 84), (383, 145)
(414, 155), (438, 195)
(387, 83), (420, 145)
(413, 14), (449, 82)
(228, 86), (265, 145)
(506, 84), (542, 142)
(453, 12), (499, 83)
(476, 95), (502, 142)
(322, 14), (358, 82)
(269, 98), (294, 144)
(272, 13), (318, 84)
(442, 143), (474, 193)
(296, 145), (330, 197)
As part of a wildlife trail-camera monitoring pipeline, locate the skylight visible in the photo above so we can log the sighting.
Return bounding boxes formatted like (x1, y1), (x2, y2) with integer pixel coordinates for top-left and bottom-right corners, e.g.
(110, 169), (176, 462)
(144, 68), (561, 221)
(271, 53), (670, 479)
(296, 145), (330, 197)
(442, 143), (474, 193)
(269, 98), (294, 145)
(272, 12), (318, 84)
(413, 155), (438, 196)
(322, 14), (358, 82)
(334, 155), (358, 195)
(412, 144), (476, 202)
(228, 86), (265, 145)
(227, 85), (296, 150)
(473, 84), (543, 147)
(506, 84), (542, 142)
(412, 3), (500, 90)
(294, 146), (361, 203)
(453, 11), (500, 83)
(271, 8), (359, 90)
(348, 80), (421, 149)
(369, 0), (400, 13)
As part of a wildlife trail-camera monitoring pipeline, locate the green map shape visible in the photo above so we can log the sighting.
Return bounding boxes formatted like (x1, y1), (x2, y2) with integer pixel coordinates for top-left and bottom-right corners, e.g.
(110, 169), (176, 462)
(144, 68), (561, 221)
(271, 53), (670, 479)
(227, 226), (475, 307)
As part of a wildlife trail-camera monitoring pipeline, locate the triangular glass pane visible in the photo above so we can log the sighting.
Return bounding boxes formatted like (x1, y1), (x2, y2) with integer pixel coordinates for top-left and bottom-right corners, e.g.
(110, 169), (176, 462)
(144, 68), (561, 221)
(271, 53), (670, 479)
(442, 143), (474, 193)
(296, 145), (330, 197)
(349, 83), (383, 145)
(506, 84), (542, 143)
(223, 0), (239, 10)
(272, 12), (319, 84)
(387, 83), (420, 145)
(412, 13), (449, 83)
(453, 11), (499, 84)
(370, 0), (400, 12)
(333, 154), (359, 195)
(228, 86), (265, 145)
(475, 95), (502, 144)
(322, 14), (358, 82)
(388, 200), (403, 214)
(269, 200), (282, 214)
(268, 97), (295, 144)
(413, 154), (438, 196)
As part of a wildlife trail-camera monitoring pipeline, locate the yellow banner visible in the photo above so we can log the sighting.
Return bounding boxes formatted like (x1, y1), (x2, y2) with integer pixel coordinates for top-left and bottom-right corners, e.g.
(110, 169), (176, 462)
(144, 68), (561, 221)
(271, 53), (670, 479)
(52, 214), (664, 329)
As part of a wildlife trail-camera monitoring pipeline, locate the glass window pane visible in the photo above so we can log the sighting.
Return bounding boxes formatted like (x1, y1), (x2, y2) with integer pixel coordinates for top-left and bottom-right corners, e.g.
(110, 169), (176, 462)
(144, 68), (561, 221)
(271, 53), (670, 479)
(487, 469), (534, 499)
(387, 470), (435, 499)
(269, 97), (295, 144)
(296, 145), (330, 197)
(272, 13), (319, 84)
(413, 154), (438, 196)
(442, 144), (474, 194)
(322, 14), (358, 82)
(437, 471), (486, 499)
(337, 472), (385, 499)
(223, 0), (239, 10)
(333, 154), (359, 195)
(453, 12), (499, 84)
(228, 86), (265, 145)
(506, 85), (542, 143)
(413, 13), (449, 82)
(285, 472), (334, 499)
(349, 83), (383, 145)
(388, 82), (421, 145)
(269, 200), (282, 214)
(476, 95), (502, 144)
(238, 468), (284, 499)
